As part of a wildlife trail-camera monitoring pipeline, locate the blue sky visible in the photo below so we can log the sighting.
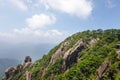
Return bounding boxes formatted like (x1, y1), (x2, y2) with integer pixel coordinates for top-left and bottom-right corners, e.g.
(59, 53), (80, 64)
(0, 0), (120, 60)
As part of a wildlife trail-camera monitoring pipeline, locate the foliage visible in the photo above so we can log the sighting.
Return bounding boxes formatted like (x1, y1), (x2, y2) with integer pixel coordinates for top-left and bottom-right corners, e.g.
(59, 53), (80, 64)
(7, 29), (120, 80)
(45, 57), (64, 79)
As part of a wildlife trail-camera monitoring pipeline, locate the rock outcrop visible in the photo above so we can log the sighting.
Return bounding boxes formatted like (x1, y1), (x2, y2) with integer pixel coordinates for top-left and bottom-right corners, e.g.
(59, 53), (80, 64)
(3, 29), (120, 80)
(26, 71), (32, 80)
(50, 42), (68, 65)
(48, 39), (99, 73)
(4, 56), (32, 80)
(5, 67), (15, 80)
(89, 38), (99, 46)
(63, 40), (86, 70)
(96, 60), (109, 80)
(24, 56), (32, 63)
(23, 56), (32, 69)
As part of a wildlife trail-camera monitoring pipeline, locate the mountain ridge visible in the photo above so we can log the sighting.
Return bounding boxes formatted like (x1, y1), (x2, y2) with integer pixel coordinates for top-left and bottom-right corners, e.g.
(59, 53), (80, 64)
(2, 29), (120, 80)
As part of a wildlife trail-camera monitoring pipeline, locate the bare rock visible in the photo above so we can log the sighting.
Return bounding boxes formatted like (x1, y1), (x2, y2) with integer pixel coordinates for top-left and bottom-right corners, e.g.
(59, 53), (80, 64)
(4, 56), (32, 80)
(24, 56), (32, 63)
(26, 71), (32, 80)
(96, 60), (109, 80)
(89, 38), (99, 46)
(23, 62), (32, 69)
(23, 56), (32, 69)
(5, 67), (15, 80)
(63, 40), (86, 70)
(49, 41), (68, 65)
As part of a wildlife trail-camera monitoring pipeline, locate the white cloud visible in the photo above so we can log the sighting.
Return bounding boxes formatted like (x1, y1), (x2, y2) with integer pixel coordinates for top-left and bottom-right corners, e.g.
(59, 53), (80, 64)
(9, 0), (28, 11)
(44, 29), (63, 38)
(40, 0), (93, 18)
(12, 29), (64, 43)
(26, 14), (56, 29)
(14, 13), (58, 36)
(0, 13), (66, 43)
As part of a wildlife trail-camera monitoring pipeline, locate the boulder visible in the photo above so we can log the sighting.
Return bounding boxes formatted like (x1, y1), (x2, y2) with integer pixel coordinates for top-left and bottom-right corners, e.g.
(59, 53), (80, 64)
(5, 67), (15, 79)
(24, 56), (32, 63)
(23, 56), (32, 69)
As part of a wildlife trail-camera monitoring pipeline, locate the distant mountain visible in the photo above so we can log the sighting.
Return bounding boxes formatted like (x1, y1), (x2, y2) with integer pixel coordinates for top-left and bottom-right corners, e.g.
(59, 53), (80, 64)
(0, 42), (55, 61)
(0, 59), (20, 79)
(2, 29), (120, 80)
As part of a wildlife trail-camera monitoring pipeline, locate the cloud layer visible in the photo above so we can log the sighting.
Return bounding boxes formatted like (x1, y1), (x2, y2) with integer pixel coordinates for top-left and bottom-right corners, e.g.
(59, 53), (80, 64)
(40, 0), (93, 18)
(1, 0), (93, 18)
(0, 0), (93, 60)
(0, 0), (93, 43)
(0, 14), (65, 44)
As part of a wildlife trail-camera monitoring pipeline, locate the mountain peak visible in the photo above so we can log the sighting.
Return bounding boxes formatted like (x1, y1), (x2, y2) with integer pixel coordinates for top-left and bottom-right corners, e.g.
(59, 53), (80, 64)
(2, 29), (120, 80)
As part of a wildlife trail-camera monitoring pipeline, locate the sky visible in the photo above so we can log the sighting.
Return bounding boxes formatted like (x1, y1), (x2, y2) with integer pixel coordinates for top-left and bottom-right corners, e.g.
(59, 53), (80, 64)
(0, 0), (120, 61)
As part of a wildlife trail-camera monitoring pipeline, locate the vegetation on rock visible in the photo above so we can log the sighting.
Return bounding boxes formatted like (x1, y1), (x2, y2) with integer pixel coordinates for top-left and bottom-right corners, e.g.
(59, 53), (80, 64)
(3, 29), (120, 80)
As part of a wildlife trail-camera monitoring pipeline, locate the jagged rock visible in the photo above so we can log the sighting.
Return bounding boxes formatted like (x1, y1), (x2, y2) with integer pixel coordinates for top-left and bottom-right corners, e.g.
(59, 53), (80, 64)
(5, 65), (23, 80)
(49, 42), (68, 65)
(96, 61), (109, 80)
(63, 40), (83, 59)
(5, 67), (15, 79)
(89, 38), (99, 46)
(14, 64), (23, 74)
(23, 56), (32, 69)
(43, 39), (99, 76)
(63, 41), (86, 70)
(41, 42), (68, 77)
(3, 30), (120, 80)
(4, 56), (32, 80)
(24, 56), (32, 63)
(26, 71), (32, 80)
(23, 62), (32, 69)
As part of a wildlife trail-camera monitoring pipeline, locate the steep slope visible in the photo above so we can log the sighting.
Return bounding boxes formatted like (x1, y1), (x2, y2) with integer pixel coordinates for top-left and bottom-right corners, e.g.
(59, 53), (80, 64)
(0, 59), (20, 79)
(2, 29), (120, 80)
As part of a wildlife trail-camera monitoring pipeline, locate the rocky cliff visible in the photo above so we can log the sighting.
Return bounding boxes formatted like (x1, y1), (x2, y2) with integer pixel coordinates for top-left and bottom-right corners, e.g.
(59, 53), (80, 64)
(2, 29), (120, 80)
(3, 56), (32, 80)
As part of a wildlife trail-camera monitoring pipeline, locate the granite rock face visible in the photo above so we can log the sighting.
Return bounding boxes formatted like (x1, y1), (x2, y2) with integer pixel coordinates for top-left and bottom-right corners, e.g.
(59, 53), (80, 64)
(23, 56), (32, 69)
(26, 71), (32, 80)
(3, 29), (120, 80)
(4, 56), (32, 80)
